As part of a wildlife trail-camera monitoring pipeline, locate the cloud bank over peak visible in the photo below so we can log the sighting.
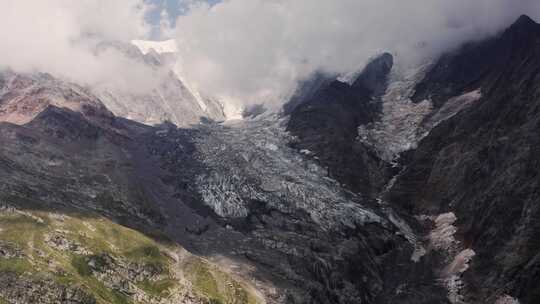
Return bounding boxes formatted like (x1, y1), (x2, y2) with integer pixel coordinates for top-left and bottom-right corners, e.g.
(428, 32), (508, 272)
(0, 0), (160, 93)
(172, 0), (540, 106)
(1, 0), (540, 107)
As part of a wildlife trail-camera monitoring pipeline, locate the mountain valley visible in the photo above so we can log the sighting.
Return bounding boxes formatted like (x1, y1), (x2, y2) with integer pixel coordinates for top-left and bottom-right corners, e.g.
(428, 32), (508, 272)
(0, 13), (539, 304)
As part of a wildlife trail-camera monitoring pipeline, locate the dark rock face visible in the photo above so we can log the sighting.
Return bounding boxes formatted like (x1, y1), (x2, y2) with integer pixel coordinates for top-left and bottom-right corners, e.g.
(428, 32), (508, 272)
(354, 53), (394, 98)
(389, 15), (540, 303)
(283, 71), (337, 115)
(412, 14), (540, 108)
(286, 53), (394, 196)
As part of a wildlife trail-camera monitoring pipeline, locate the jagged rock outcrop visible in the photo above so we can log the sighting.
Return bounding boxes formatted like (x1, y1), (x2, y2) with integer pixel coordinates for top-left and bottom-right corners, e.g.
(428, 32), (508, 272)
(387, 14), (540, 304)
(412, 14), (540, 108)
(93, 41), (226, 127)
(0, 71), (113, 126)
(286, 53), (394, 196)
(353, 53), (394, 98)
(0, 273), (96, 304)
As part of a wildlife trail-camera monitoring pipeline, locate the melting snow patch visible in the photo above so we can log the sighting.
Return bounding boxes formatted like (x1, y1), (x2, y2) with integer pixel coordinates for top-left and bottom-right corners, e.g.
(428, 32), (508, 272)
(445, 249), (476, 276)
(430, 212), (458, 251)
(443, 249), (476, 304)
(424, 212), (476, 304)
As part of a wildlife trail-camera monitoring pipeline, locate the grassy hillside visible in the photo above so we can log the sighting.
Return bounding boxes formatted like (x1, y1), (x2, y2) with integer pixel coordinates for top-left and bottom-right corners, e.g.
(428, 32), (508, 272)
(0, 207), (261, 304)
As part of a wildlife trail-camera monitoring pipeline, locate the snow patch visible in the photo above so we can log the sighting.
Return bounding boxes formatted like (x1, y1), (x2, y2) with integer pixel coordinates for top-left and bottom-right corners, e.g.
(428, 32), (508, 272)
(445, 249), (475, 275)
(381, 208), (423, 254)
(430, 212), (458, 251)
(423, 212), (475, 304)
(131, 39), (178, 55)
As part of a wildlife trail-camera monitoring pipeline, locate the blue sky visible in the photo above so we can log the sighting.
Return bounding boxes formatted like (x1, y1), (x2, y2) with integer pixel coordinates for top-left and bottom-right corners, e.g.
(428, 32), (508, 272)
(145, 0), (221, 38)
(146, 0), (221, 25)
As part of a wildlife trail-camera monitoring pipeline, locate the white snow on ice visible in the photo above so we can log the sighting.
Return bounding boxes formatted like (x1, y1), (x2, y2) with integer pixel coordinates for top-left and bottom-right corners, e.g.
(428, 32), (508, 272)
(358, 60), (482, 163)
(358, 62), (433, 161)
(194, 115), (386, 230)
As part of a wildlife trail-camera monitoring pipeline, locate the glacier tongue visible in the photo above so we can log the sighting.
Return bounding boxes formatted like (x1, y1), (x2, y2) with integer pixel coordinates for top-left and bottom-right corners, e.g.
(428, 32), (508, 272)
(358, 62), (433, 162)
(193, 115), (386, 230)
(358, 61), (482, 163)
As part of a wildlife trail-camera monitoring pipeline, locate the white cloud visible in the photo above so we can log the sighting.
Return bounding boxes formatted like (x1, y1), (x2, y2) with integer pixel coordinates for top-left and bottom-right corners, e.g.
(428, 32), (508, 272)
(0, 0), (159, 93)
(172, 0), (540, 106)
(1, 0), (540, 107)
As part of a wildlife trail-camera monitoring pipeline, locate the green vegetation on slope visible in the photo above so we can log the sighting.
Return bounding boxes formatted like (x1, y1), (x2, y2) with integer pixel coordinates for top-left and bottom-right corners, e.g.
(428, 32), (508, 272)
(0, 208), (262, 304)
(185, 258), (259, 304)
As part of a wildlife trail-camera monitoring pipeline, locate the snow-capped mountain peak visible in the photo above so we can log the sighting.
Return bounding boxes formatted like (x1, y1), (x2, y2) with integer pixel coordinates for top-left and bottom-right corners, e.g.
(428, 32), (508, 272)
(89, 40), (228, 127)
(131, 39), (178, 55)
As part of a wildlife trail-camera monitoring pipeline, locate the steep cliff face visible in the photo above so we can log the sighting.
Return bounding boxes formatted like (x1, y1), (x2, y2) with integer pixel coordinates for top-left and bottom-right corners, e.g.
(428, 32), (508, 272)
(0, 71), (113, 126)
(412, 14), (540, 108)
(93, 41), (226, 127)
(388, 15), (540, 304)
(286, 53), (394, 197)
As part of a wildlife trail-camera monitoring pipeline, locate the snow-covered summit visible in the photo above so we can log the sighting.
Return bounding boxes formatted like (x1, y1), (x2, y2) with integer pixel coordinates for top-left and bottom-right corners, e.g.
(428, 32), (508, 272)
(131, 39), (178, 55)
(91, 41), (227, 127)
